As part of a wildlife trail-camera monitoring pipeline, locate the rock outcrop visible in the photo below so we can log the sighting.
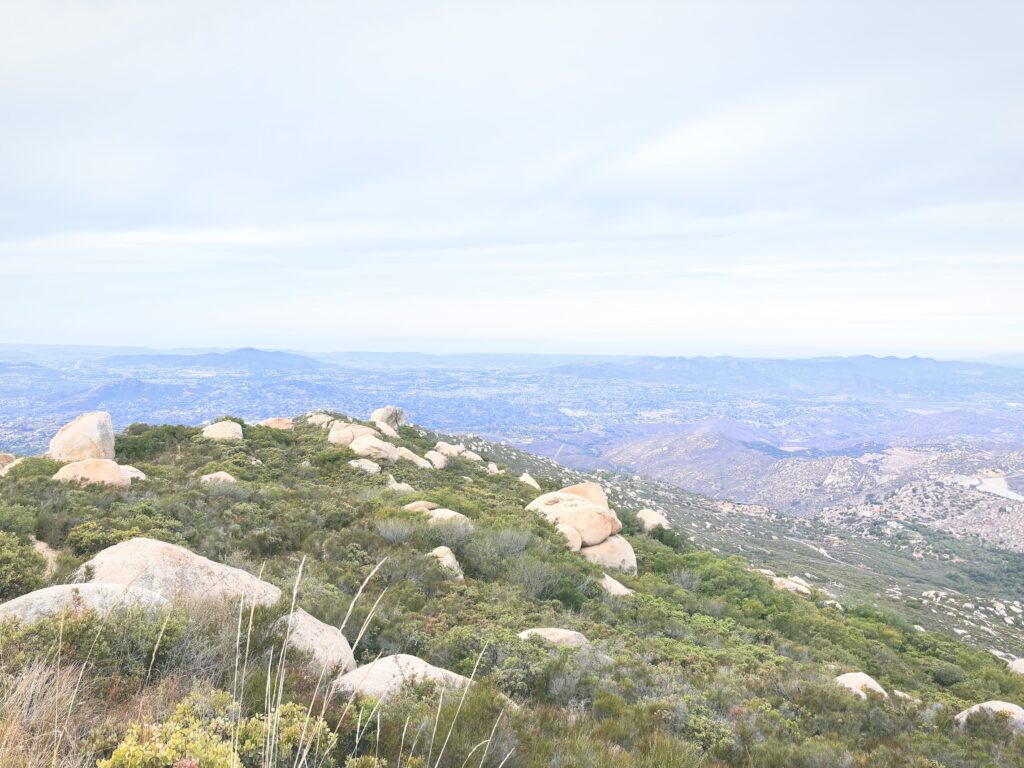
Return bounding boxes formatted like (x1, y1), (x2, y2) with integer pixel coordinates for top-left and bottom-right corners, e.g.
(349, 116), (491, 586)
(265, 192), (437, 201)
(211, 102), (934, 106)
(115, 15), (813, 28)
(200, 471), (237, 485)
(527, 490), (621, 546)
(280, 608), (355, 673)
(328, 423), (380, 447)
(53, 459), (144, 488)
(485, 462), (502, 475)
(519, 472), (541, 490)
(375, 421), (400, 438)
(76, 537), (282, 606)
(349, 459), (381, 475)
(772, 577), (812, 596)
(397, 447), (432, 469)
(556, 523), (582, 552)
(48, 412), (115, 461)
(834, 672), (888, 699)
(434, 441), (465, 458)
(425, 508), (473, 528)
(517, 627), (590, 648)
(257, 418), (294, 430)
(202, 421), (243, 441)
(430, 546), (465, 582)
(386, 476), (415, 493)
(334, 654), (469, 702)
(403, 500), (439, 512)
(955, 701), (1024, 731)
(1008, 659), (1024, 675)
(425, 450), (448, 469)
(0, 583), (167, 624)
(369, 406), (405, 430)
(637, 508), (671, 532)
(580, 535), (637, 573)
(306, 412), (334, 428)
(462, 450), (483, 462)
(600, 573), (634, 596)
(349, 435), (400, 462)
(0, 457), (23, 477)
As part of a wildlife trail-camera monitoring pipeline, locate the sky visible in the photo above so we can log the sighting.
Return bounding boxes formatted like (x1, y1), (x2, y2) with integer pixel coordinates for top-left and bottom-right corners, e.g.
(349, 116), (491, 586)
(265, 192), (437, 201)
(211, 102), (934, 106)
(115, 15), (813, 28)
(1, 1), (1023, 358)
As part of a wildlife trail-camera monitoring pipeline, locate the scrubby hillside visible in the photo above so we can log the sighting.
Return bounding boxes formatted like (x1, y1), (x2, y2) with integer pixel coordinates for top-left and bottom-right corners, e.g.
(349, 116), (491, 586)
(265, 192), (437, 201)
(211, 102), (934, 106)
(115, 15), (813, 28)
(1, 410), (1023, 767)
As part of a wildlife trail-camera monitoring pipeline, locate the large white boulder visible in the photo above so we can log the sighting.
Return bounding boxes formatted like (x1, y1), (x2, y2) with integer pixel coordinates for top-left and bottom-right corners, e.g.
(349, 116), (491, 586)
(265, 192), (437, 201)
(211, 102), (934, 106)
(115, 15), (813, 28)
(430, 546), (465, 582)
(519, 472), (541, 490)
(76, 537), (282, 606)
(375, 421), (400, 438)
(434, 441), (465, 458)
(349, 459), (381, 475)
(425, 508), (473, 528)
(425, 450), (448, 469)
(48, 412), (116, 462)
(306, 412), (334, 428)
(281, 608), (355, 673)
(517, 627), (590, 648)
(0, 583), (168, 624)
(369, 406), (406, 430)
(257, 417), (294, 430)
(53, 459), (139, 489)
(386, 475), (415, 493)
(202, 421), (243, 441)
(397, 447), (432, 469)
(834, 672), (888, 699)
(637, 509), (671, 532)
(599, 574), (634, 596)
(334, 654), (470, 702)
(200, 471), (237, 485)
(1008, 659), (1024, 675)
(556, 523), (582, 552)
(580, 535), (637, 573)
(349, 435), (399, 462)
(527, 491), (621, 546)
(462, 450), (483, 462)
(955, 701), (1024, 731)
(328, 423), (380, 447)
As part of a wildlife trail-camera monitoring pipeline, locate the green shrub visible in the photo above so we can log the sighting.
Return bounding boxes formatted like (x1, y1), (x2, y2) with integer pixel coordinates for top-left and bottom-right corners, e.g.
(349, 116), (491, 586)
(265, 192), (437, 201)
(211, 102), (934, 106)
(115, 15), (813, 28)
(0, 530), (45, 599)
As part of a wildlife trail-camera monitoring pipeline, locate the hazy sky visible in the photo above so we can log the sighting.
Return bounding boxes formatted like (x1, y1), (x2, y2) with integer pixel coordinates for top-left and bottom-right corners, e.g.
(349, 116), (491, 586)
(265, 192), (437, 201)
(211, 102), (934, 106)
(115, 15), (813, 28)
(2, 1), (1022, 357)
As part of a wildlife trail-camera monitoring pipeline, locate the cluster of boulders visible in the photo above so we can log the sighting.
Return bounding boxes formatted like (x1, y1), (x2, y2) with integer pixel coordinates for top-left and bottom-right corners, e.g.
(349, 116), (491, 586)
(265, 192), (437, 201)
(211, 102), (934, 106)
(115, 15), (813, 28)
(38, 412), (148, 488)
(526, 482), (637, 595)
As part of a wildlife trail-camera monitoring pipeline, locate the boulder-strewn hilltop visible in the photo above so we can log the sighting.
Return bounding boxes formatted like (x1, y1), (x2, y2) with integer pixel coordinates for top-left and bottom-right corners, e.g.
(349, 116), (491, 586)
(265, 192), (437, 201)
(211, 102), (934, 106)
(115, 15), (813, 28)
(0, 407), (1022, 767)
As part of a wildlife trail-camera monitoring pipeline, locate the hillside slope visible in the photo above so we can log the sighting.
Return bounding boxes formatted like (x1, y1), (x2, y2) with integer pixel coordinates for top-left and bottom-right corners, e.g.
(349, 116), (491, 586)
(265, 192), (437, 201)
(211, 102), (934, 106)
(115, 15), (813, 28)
(1, 410), (1023, 767)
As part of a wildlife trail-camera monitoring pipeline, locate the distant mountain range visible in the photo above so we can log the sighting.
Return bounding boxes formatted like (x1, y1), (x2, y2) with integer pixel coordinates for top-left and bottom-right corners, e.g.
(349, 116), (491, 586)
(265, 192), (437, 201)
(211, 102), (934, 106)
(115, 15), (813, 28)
(100, 347), (325, 370)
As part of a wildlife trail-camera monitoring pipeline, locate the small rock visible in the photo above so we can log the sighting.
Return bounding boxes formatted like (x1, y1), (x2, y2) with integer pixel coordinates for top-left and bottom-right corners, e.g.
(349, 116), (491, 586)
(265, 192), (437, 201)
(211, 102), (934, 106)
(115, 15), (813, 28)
(580, 535), (637, 573)
(202, 421), (243, 441)
(518, 472), (541, 490)
(257, 417), (294, 430)
(955, 701), (1024, 731)
(333, 653), (470, 702)
(835, 672), (888, 699)
(386, 475), (415, 493)
(369, 406), (405, 430)
(349, 459), (381, 475)
(518, 627), (590, 648)
(425, 450), (448, 469)
(397, 447), (432, 469)
(600, 573), (634, 596)
(637, 508), (671, 532)
(403, 500), (440, 512)
(328, 423), (380, 448)
(200, 471), (237, 485)
(430, 546), (465, 582)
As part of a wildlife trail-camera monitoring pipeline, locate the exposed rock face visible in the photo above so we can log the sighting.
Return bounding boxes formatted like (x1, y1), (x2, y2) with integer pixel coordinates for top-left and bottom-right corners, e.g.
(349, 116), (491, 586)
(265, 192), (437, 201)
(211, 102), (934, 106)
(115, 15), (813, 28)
(403, 500), (440, 512)
(328, 423), (380, 447)
(369, 406), (405, 430)
(430, 546), (465, 582)
(1009, 659), (1024, 675)
(485, 462), (502, 475)
(580, 535), (637, 573)
(561, 482), (610, 510)
(200, 471), (237, 485)
(518, 627), (590, 648)
(386, 476), (415, 493)
(425, 508), (473, 528)
(0, 457), (24, 477)
(53, 459), (140, 488)
(306, 412), (334, 428)
(425, 450), (448, 469)
(257, 418), (294, 430)
(349, 459), (381, 475)
(77, 537), (281, 606)
(397, 447), (432, 469)
(772, 577), (811, 596)
(556, 523), (582, 552)
(375, 421), (400, 438)
(281, 608), (355, 673)
(637, 508), (671, 532)
(202, 421), (243, 441)
(349, 435), (399, 462)
(600, 573), (634, 596)
(519, 472), (541, 490)
(0, 583), (168, 624)
(955, 701), (1024, 731)
(0, 453), (15, 470)
(334, 654), (470, 702)
(527, 491), (621, 546)
(462, 450), (483, 462)
(834, 672), (888, 699)
(434, 441), (465, 458)
(48, 412), (116, 462)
